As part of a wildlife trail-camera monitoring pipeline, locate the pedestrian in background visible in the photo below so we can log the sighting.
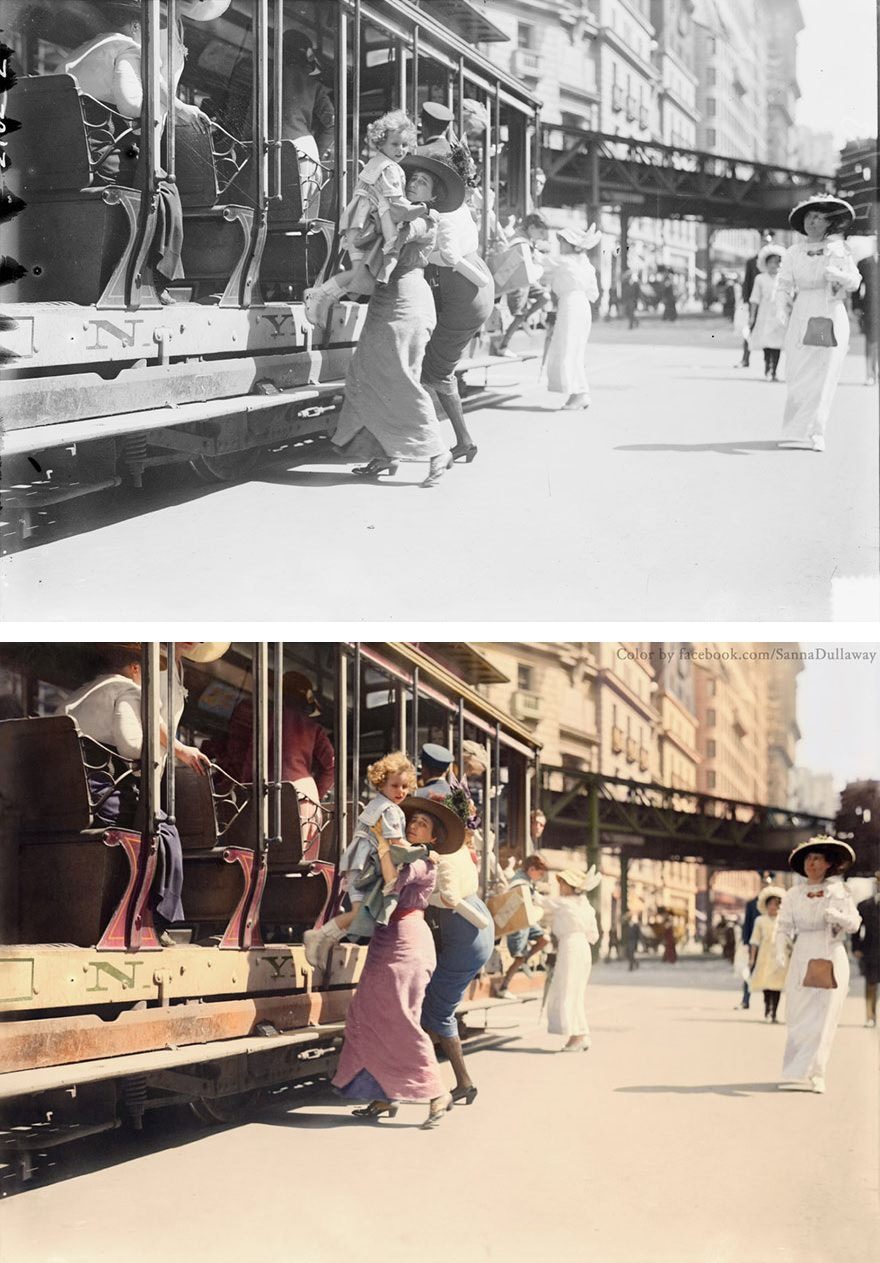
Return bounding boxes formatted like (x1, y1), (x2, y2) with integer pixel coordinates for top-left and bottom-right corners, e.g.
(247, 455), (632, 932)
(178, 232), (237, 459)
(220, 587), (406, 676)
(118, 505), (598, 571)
(852, 871), (880, 1027)
(493, 853), (551, 997)
(737, 230), (776, 367)
(542, 224), (600, 411)
(776, 195), (860, 452)
(544, 866), (601, 1051)
(621, 268), (641, 329)
(748, 886), (788, 1022)
(624, 914), (643, 970)
(852, 246), (879, 386)
(776, 837), (860, 1093)
(736, 886), (762, 1010)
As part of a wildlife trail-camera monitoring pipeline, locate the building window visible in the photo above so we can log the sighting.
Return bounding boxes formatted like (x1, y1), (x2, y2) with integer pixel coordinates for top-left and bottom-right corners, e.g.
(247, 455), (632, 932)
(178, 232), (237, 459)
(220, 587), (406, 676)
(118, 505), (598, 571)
(707, 128), (716, 147)
(707, 97), (716, 116)
(707, 739), (716, 758)
(707, 709), (716, 727)
(707, 67), (716, 86)
(517, 663), (533, 691)
(708, 678), (716, 697)
(517, 22), (534, 49)
(707, 771), (716, 789)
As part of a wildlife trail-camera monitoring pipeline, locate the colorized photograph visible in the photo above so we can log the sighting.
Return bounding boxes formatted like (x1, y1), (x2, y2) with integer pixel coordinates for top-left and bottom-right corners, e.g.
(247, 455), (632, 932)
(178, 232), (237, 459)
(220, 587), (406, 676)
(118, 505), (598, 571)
(0, 639), (878, 1261)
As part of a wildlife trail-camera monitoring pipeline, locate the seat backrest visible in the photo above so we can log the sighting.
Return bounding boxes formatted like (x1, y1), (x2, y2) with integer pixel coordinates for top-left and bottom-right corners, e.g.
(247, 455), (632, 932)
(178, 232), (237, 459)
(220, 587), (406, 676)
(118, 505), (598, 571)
(173, 763), (220, 851)
(6, 76), (93, 195)
(0, 715), (92, 834)
(223, 782), (304, 865)
(172, 112), (220, 209)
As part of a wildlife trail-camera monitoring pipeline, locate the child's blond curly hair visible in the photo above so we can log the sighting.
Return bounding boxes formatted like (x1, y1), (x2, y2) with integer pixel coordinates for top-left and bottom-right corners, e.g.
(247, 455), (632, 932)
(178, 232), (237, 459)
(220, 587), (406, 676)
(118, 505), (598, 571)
(365, 109), (417, 154)
(367, 751), (417, 791)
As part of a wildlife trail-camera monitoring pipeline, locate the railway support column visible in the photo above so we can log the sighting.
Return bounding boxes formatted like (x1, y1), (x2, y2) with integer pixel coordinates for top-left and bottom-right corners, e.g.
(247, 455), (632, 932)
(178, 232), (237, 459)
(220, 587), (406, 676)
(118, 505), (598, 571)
(587, 782), (601, 959)
(619, 852), (629, 920)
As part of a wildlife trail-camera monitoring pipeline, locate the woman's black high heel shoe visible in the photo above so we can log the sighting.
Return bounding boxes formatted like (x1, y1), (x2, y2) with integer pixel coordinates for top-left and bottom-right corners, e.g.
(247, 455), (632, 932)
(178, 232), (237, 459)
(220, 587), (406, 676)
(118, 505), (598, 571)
(352, 1100), (398, 1120)
(450, 1084), (478, 1106)
(450, 443), (478, 464)
(352, 459), (398, 478)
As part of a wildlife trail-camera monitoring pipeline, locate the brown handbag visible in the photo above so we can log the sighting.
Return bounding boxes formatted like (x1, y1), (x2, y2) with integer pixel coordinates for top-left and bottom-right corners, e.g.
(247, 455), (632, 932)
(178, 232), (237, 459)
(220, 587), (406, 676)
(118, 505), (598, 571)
(802, 316), (837, 347)
(803, 958), (837, 988)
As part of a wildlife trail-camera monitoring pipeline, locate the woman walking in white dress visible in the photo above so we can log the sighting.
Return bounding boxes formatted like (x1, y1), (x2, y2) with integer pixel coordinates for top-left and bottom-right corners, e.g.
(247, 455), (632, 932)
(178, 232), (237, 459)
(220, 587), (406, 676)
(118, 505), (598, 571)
(776, 195), (860, 451)
(776, 837), (861, 1093)
(748, 245), (787, 381)
(545, 866), (600, 1051)
(543, 226), (600, 411)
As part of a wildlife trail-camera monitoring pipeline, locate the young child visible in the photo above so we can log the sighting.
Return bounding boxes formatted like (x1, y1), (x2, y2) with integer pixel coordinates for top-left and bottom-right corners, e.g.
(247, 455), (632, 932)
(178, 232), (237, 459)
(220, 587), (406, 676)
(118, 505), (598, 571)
(303, 751), (428, 970)
(304, 109), (434, 325)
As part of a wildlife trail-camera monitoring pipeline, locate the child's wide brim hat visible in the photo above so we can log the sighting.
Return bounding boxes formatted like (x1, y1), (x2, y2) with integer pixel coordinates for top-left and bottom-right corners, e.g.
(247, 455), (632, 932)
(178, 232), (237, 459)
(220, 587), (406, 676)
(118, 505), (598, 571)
(401, 796), (466, 854)
(181, 642), (230, 663)
(558, 223), (601, 251)
(788, 195), (855, 235)
(400, 155), (466, 214)
(180, 1), (232, 19)
(787, 835), (855, 876)
(757, 243), (784, 271)
(757, 885), (786, 912)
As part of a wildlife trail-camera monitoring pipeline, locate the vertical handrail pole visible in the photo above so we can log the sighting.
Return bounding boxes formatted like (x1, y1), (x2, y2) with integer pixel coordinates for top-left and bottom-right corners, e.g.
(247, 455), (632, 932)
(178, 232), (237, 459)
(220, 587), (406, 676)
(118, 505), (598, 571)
(141, 0), (160, 190)
(142, 643), (162, 843)
(480, 746), (490, 898)
(352, 0), (362, 182)
(165, 642), (176, 825)
(272, 0), (282, 199)
(410, 666), (419, 763)
(351, 644), (362, 827)
(334, 649), (349, 866)
(493, 727), (502, 878)
(456, 699), (464, 789)
(253, 643), (269, 861)
(165, 0), (177, 182)
(410, 25), (419, 120)
(337, 7), (350, 201)
(480, 93), (490, 253)
(493, 82), (501, 219)
(271, 642), (283, 844)
(456, 57), (464, 142)
(255, 0), (269, 212)
(397, 37), (407, 112)
(533, 107), (541, 207)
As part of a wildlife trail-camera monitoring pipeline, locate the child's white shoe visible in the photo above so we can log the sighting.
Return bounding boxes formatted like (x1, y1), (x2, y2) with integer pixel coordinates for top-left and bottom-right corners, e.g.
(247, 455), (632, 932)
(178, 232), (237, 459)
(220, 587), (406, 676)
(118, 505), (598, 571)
(303, 927), (329, 970)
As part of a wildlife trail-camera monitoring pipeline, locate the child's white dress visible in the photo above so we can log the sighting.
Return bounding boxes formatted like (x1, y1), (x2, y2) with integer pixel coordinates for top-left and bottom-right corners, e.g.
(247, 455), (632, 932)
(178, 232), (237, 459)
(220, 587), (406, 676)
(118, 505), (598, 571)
(340, 154), (413, 284)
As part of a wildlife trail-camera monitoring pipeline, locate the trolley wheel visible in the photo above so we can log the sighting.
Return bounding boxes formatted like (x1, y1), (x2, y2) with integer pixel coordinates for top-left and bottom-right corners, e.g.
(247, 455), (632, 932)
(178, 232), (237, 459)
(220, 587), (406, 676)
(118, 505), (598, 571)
(189, 1089), (264, 1125)
(189, 448), (265, 484)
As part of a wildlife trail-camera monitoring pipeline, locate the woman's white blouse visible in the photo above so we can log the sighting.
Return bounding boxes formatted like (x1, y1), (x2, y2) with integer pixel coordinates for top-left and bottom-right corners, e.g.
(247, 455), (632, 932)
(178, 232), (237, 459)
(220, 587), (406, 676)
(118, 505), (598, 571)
(775, 879), (861, 965)
(428, 202), (480, 267)
(545, 894), (599, 942)
(429, 844), (479, 908)
(776, 237), (861, 322)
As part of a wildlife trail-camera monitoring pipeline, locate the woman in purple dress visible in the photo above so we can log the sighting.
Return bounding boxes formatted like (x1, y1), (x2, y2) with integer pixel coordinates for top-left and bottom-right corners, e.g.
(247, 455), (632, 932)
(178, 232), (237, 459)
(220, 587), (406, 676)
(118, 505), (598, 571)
(332, 812), (453, 1128)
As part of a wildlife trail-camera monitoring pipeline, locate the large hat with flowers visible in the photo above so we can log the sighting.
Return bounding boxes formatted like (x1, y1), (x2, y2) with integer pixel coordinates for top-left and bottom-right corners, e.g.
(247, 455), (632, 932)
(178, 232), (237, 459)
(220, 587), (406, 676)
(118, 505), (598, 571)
(557, 865), (601, 892)
(787, 835), (855, 877)
(400, 154), (465, 214)
(401, 795), (466, 855)
(788, 194), (855, 235)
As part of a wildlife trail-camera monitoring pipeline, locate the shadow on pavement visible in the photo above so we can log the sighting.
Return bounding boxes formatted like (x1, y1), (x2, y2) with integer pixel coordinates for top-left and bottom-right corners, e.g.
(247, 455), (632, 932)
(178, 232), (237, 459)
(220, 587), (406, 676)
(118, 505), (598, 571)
(614, 439), (786, 455)
(615, 1081), (780, 1096)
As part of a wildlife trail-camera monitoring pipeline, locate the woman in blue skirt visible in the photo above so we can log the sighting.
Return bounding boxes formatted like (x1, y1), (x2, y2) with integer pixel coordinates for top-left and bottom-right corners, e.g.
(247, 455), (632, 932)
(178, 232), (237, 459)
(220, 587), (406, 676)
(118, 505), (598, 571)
(418, 797), (495, 1106)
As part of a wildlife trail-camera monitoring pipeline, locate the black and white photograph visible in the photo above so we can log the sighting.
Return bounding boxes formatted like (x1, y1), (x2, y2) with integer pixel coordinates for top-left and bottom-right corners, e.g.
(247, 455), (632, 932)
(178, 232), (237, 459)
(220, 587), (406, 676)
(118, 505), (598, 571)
(0, 0), (877, 620)
(0, 639), (878, 1262)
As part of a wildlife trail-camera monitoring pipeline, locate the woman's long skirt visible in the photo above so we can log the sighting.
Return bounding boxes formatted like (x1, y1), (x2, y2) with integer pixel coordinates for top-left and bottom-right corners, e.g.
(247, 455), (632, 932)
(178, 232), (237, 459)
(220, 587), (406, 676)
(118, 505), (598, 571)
(780, 294), (850, 445)
(546, 934), (592, 1039)
(781, 930), (850, 1080)
(333, 912), (444, 1103)
(333, 268), (446, 462)
(421, 896), (494, 1039)
(546, 291), (592, 397)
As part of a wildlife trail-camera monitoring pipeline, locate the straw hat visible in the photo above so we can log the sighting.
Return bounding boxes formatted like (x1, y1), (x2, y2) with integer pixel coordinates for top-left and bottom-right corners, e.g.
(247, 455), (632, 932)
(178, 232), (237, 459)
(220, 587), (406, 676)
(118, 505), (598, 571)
(557, 864), (601, 892)
(179, 642), (230, 663)
(401, 796), (466, 855)
(558, 223), (601, 251)
(400, 154), (465, 214)
(180, 1), (232, 20)
(757, 885), (786, 912)
(787, 835), (855, 877)
(757, 243), (784, 271)
(462, 739), (489, 771)
(788, 194), (855, 236)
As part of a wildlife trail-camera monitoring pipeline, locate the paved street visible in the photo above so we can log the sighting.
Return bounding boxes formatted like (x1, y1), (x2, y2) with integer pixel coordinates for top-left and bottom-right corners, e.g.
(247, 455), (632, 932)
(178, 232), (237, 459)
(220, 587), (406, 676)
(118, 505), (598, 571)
(2, 957), (877, 1263)
(1, 318), (877, 622)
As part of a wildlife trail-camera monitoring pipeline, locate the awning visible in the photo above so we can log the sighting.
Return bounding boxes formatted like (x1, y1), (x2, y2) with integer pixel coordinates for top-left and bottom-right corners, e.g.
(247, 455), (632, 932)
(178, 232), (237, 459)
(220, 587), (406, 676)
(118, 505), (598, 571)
(414, 642), (509, 687)
(422, 0), (511, 43)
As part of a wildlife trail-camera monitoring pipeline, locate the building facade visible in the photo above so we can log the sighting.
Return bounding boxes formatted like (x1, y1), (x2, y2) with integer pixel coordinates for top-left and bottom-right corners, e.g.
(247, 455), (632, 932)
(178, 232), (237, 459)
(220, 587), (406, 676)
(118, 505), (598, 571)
(762, 0), (804, 168)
